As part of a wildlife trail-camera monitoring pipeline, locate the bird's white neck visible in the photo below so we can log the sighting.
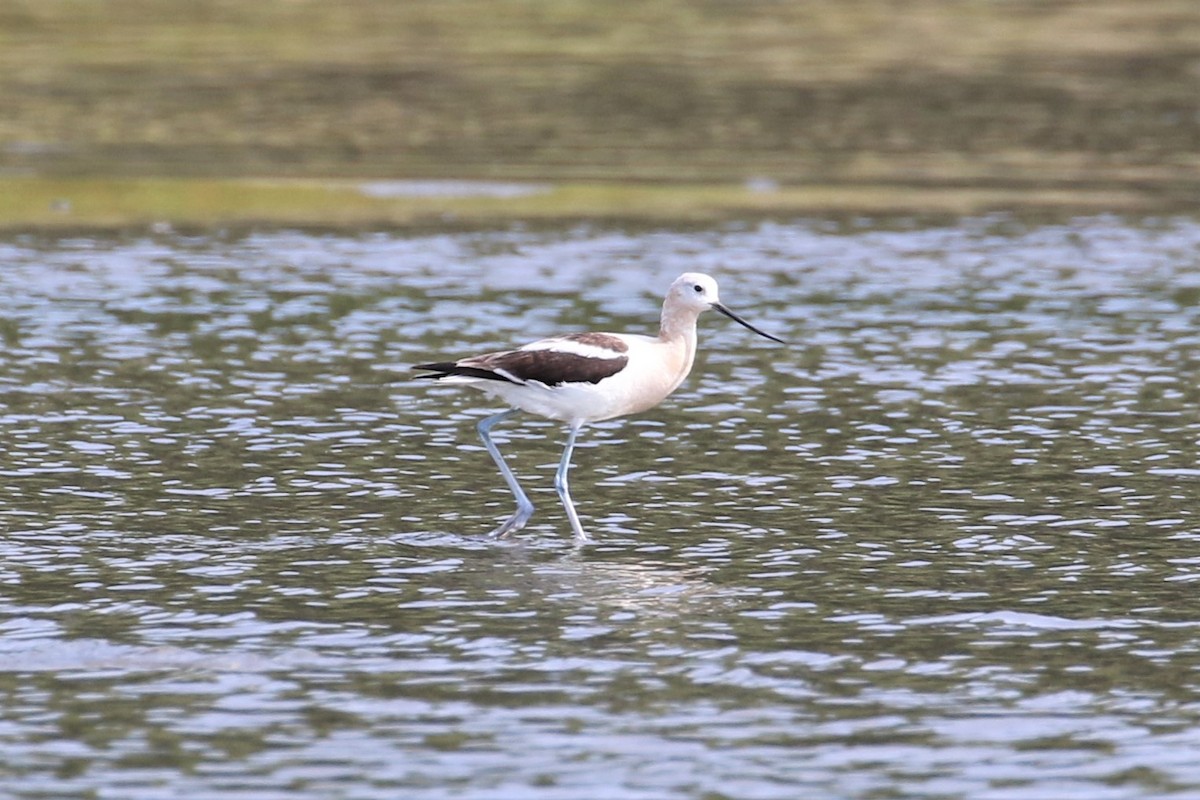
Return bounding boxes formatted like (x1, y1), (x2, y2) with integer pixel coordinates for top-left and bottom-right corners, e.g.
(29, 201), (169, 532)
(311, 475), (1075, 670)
(658, 306), (700, 386)
(660, 302), (702, 340)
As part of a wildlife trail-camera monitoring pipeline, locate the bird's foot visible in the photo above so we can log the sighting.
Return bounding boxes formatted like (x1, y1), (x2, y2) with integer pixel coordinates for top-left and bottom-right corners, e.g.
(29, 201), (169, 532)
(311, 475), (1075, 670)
(488, 506), (533, 539)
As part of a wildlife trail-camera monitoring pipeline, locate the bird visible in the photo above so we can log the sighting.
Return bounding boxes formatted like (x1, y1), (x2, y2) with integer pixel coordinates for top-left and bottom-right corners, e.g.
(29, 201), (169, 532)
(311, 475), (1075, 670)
(412, 272), (785, 542)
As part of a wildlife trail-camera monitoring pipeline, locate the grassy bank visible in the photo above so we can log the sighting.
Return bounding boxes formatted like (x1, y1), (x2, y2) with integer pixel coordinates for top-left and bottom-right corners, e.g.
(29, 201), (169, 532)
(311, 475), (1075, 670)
(3, 0), (1199, 224)
(0, 176), (1165, 232)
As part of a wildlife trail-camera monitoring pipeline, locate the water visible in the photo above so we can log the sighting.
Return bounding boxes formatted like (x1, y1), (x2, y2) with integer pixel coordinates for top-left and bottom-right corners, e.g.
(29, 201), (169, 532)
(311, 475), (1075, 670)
(2, 217), (1200, 798)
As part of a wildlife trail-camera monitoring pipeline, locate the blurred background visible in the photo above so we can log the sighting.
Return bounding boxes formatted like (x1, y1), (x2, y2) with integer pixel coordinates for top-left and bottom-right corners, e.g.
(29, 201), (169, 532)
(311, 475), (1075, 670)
(3, 0), (1200, 225)
(7, 5), (1200, 799)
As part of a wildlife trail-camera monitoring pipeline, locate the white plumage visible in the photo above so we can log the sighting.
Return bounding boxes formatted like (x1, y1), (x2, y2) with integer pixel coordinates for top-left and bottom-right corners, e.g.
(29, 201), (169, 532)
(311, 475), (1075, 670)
(414, 272), (784, 542)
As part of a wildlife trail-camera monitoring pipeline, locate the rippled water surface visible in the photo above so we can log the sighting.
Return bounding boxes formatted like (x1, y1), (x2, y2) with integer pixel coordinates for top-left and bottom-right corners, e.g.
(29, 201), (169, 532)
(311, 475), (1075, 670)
(3, 217), (1200, 798)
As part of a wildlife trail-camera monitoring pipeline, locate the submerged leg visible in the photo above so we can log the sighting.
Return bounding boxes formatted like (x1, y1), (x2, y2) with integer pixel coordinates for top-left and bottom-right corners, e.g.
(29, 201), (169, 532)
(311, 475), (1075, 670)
(476, 409), (534, 538)
(554, 423), (589, 543)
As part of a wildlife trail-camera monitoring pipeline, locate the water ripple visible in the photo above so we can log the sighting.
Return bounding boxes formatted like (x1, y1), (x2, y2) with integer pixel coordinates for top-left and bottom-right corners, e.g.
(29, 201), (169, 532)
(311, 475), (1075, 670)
(1, 218), (1200, 797)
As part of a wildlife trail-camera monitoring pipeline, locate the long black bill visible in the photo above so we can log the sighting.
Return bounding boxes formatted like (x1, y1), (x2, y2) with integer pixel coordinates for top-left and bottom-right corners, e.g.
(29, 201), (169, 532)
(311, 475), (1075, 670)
(713, 302), (787, 344)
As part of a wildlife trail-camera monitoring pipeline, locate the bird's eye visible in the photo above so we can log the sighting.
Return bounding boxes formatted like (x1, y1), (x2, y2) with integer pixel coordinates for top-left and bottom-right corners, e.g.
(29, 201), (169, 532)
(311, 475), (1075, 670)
(693, 284), (704, 293)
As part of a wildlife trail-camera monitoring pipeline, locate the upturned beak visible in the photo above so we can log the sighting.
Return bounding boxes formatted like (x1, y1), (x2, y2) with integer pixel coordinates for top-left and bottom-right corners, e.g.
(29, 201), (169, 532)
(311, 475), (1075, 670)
(712, 302), (787, 344)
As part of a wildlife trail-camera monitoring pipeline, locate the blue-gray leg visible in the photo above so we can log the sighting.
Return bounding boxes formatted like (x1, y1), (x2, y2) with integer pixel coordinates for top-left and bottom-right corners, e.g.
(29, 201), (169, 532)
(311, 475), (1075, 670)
(555, 423), (589, 542)
(476, 409), (534, 538)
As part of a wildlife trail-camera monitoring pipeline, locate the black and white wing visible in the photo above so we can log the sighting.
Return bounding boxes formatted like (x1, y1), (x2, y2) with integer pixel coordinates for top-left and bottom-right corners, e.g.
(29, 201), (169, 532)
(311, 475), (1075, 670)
(414, 332), (630, 387)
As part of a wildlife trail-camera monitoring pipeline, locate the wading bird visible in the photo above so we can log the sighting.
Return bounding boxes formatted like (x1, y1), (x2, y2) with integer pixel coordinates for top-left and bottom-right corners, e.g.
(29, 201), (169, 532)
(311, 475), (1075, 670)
(413, 272), (785, 542)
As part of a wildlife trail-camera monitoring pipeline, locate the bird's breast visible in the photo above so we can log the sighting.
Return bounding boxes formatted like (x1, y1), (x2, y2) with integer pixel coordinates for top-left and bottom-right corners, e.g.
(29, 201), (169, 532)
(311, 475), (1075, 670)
(596, 336), (695, 419)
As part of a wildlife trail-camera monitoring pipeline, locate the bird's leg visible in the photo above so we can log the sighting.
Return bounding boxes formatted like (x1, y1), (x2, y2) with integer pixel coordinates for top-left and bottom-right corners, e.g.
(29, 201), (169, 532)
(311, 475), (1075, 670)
(554, 423), (590, 543)
(476, 409), (534, 538)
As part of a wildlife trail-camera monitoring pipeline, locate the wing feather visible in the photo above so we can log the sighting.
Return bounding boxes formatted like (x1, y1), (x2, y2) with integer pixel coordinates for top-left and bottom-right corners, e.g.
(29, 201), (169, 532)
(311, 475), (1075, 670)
(413, 332), (630, 386)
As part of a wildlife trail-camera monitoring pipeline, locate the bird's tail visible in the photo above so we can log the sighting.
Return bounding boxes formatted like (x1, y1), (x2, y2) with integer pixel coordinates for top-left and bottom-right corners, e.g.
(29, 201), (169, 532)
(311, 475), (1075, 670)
(411, 363), (512, 383)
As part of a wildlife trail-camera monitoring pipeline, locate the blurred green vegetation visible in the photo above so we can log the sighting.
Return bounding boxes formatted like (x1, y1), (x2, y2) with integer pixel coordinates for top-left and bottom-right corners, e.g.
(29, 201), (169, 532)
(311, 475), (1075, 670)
(2, 0), (1199, 226)
(3, 176), (1155, 231)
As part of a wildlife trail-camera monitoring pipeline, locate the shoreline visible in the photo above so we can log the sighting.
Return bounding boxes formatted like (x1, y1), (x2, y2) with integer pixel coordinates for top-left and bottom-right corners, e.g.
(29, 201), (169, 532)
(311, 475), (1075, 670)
(1, 175), (1181, 234)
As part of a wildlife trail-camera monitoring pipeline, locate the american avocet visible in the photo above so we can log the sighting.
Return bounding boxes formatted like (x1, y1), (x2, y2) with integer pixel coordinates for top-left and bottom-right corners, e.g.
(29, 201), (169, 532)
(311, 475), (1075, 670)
(413, 272), (785, 542)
